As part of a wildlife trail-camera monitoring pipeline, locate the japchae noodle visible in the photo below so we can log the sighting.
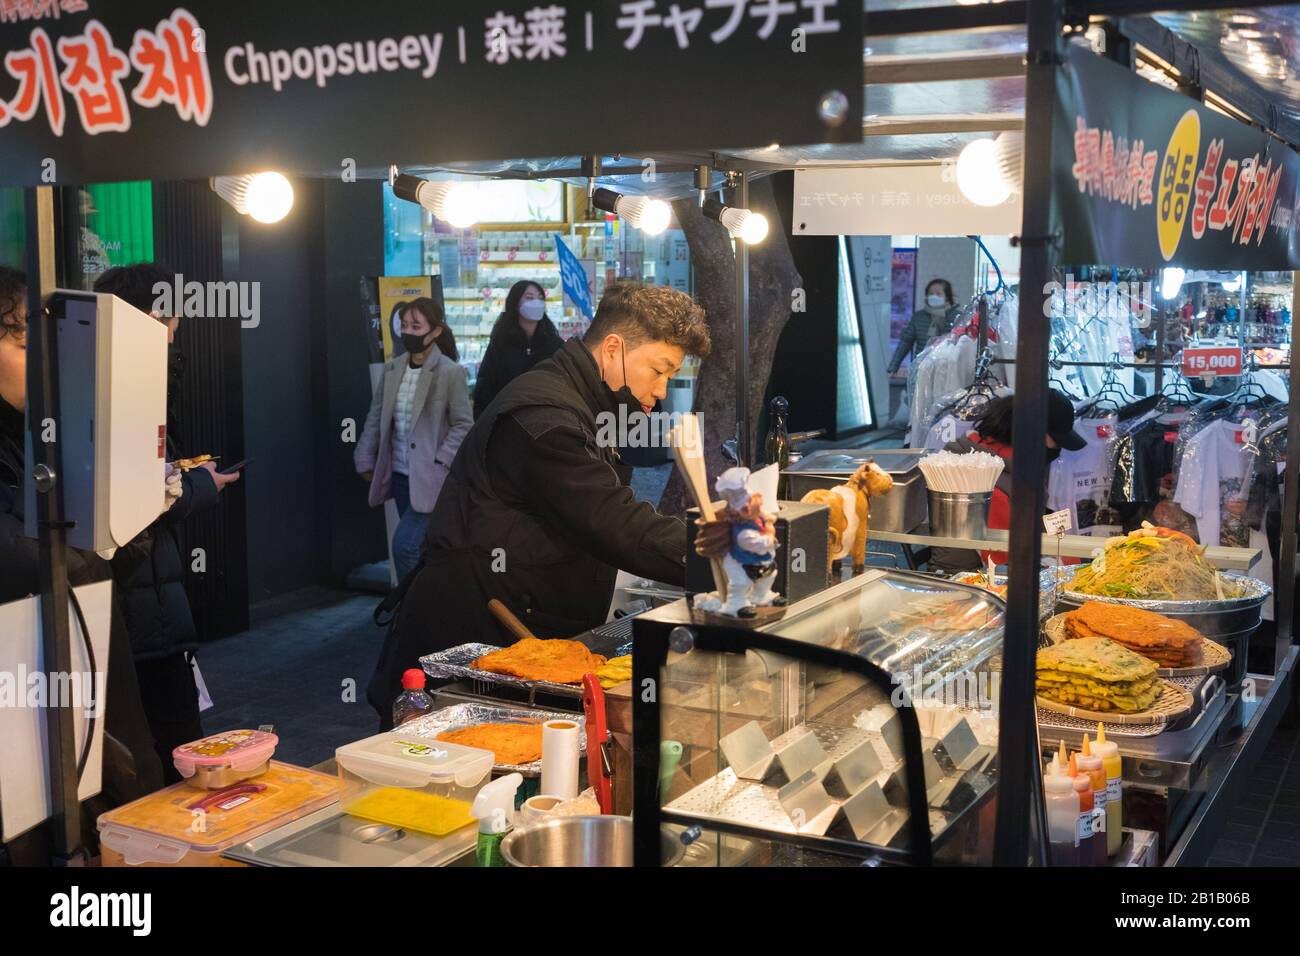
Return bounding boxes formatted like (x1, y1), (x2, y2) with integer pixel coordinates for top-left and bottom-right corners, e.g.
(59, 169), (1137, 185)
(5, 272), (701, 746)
(1069, 523), (1242, 601)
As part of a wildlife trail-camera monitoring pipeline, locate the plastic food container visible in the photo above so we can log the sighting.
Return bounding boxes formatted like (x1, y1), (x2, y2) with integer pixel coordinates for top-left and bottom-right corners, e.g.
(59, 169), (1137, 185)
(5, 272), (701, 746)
(97, 761), (341, 866)
(335, 731), (494, 839)
(173, 729), (279, 789)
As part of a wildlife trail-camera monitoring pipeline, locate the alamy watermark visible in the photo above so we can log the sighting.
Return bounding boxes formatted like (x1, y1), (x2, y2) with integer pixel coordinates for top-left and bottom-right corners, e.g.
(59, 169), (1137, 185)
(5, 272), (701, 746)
(1043, 274), (1153, 325)
(890, 666), (999, 713)
(595, 406), (699, 451)
(0, 666), (105, 718)
(152, 274), (261, 328)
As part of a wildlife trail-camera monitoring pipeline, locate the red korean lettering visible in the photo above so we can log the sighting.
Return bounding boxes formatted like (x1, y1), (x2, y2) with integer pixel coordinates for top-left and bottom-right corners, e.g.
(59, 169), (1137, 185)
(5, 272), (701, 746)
(1191, 138), (1223, 239)
(1255, 164), (1283, 246)
(1207, 158), (1239, 230)
(1138, 150), (1158, 206)
(56, 21), (130, 134)
(1101, 131), (1115, 201)
(1071, 117), (1092, 194)
(1123, 140), (1146, 208)
(129, 9), (212, 125)
(3, 27), (64, 134)
(1230, 156), (1259, 242)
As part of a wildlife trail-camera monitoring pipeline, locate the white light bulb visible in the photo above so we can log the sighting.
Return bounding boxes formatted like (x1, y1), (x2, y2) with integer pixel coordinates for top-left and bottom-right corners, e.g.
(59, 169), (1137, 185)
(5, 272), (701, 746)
(719, 207), (769, 244)
(212, 172), (294, 223)
(956, 138), (1013, 207)
(618, 196), (671, 235)
(421, 181), (480, 228)
(1160, 267), (1186, 300)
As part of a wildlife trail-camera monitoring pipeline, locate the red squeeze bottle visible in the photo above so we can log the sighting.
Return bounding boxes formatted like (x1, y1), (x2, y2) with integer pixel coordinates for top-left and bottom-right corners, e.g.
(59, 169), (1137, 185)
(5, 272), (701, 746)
(393, 669), (436, 726)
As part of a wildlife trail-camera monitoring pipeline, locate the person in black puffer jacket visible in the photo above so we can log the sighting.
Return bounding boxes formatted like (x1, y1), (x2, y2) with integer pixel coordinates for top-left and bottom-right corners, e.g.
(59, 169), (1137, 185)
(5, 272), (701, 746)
(0, 267), (163, 865)
(472, 280), (565, 419)
(94, 264), (240, 782)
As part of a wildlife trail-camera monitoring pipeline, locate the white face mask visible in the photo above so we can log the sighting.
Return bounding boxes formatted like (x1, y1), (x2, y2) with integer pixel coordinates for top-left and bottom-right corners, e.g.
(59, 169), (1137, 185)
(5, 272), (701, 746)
(926, 294), (946, 309)
(519, 299), (545, 322)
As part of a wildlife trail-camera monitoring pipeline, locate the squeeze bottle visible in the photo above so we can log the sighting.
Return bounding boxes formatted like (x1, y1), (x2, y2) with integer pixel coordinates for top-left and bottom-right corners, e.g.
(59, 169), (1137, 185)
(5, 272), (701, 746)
(1044, 751), (1080, 867)
(471, 772), (524, 867)
(1092, 724), (1123, 857)
(1068, 753), (1099, 866)
(1076, 738), (1109, 866)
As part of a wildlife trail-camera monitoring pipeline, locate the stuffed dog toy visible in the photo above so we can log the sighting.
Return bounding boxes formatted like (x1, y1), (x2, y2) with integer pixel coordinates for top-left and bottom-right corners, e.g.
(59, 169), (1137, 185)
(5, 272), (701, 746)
(800, 460), (894, 574)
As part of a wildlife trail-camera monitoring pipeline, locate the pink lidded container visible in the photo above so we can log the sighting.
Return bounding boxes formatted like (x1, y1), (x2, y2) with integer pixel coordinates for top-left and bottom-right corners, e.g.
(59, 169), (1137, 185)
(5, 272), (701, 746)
(173, 729), (279, 790)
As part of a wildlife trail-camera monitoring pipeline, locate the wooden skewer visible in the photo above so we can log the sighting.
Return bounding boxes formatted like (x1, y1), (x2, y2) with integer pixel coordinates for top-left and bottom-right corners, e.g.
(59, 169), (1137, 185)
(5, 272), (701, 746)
(669, 414), (729, 598)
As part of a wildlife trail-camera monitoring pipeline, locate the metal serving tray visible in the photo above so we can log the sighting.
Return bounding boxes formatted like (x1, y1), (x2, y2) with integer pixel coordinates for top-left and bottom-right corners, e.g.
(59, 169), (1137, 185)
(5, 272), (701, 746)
(783, 448), (927, 533)
(396, 702), (586, 777)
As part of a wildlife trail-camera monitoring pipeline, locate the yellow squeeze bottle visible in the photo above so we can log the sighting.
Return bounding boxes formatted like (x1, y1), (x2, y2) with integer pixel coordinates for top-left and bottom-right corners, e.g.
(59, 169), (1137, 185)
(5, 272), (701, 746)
(1092, 723), (1123, 857)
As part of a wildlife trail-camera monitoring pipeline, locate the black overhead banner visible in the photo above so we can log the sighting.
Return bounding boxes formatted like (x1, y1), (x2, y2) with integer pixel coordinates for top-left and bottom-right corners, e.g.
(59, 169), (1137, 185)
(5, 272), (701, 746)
(1056, 42), (1300, 270)
(0, 1), (862, 186)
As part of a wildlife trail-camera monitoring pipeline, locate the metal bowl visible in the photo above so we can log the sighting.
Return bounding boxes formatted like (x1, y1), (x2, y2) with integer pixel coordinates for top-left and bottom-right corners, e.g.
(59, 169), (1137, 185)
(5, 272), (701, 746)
(1056, 566), (1270, 689)
(500, 816), (685, 867)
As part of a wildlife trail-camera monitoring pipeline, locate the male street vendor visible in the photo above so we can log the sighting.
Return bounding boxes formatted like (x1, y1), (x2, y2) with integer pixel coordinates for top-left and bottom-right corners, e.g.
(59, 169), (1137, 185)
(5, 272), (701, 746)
(369, 282), (712, 726)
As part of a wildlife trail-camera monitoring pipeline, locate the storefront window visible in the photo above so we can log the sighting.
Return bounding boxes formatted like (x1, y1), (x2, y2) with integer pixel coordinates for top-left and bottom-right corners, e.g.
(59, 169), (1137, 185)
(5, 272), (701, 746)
(381, 179), (694, 391)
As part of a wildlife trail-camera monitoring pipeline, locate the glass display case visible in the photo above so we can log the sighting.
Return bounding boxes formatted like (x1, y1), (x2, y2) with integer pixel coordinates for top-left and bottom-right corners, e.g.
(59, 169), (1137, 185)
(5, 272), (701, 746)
(632, 569), (1028, 866)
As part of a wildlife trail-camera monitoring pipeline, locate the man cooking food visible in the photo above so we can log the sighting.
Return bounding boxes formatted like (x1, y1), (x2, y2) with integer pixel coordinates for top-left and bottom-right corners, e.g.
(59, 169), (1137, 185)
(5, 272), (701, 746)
(369, 282), (712, 727)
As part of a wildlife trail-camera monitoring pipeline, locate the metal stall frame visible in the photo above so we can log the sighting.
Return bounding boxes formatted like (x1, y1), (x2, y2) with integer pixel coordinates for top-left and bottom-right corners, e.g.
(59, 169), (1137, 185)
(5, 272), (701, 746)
(863, 0), (1300, 866)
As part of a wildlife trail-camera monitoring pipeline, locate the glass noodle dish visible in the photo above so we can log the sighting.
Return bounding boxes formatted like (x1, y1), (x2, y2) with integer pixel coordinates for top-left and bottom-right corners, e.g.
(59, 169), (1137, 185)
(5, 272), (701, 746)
(1069, 524), (1243, 601)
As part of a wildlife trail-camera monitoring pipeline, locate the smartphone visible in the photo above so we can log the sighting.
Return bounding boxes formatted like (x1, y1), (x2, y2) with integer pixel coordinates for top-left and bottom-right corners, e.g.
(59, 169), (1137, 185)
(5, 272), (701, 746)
(218, 458), (253, 475)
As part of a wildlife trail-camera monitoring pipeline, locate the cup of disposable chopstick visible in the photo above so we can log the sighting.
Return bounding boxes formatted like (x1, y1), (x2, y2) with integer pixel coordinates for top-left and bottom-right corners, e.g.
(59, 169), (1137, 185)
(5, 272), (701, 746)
(920, 450), (1003, 540)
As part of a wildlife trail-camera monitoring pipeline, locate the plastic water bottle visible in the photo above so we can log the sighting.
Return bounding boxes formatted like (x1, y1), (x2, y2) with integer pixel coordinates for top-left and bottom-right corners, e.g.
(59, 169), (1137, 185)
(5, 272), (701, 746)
(393, 669), (436, 726)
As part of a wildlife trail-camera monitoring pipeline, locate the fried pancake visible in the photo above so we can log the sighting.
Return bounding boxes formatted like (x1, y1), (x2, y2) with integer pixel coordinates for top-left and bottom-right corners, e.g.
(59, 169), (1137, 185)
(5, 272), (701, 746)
(437, 722), (544, 765)
(1037, 636), (1158, 684)
(1036, 684), (1161, 712)
(1068, 602), (1205, 650)
(471, 637), (607, 684)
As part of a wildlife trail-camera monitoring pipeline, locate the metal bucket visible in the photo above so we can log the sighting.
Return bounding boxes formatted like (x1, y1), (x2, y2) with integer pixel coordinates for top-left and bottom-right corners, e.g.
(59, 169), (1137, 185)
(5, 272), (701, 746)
(500, 816), (685, 867)
(926, 490), (992, 540)
(1055, 566), (1270, 691)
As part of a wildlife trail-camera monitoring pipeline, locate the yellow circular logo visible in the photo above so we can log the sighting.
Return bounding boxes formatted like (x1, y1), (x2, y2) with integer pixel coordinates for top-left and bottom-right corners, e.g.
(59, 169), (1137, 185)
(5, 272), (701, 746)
(1157, 110), (1201, 261)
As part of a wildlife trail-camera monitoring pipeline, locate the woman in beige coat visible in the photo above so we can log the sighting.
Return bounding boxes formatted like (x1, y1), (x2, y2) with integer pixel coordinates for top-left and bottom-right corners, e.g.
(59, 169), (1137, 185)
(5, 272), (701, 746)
(355, 297), (472, 580)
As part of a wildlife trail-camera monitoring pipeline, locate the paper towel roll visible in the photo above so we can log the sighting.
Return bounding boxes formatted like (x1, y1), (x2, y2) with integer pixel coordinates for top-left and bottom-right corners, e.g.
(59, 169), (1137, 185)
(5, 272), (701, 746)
(541, 719), (580, 799)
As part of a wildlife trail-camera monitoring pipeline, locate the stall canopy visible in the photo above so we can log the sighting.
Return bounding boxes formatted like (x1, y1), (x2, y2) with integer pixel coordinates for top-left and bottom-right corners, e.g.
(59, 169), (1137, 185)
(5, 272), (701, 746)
(0, 0), (864, 187)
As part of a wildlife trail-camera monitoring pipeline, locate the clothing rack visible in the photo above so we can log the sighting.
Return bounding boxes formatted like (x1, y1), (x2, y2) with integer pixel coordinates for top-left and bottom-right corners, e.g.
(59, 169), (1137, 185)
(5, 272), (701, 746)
(989, 357), (1179, 369)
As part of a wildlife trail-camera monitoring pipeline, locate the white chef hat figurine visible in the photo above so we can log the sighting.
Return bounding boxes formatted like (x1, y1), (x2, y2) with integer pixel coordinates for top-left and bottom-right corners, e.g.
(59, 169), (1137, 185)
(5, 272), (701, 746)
(693, 466), (784, 618)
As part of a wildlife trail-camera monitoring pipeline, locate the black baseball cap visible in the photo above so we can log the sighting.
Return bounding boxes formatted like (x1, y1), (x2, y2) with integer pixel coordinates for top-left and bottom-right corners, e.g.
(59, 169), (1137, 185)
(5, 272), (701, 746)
(1048, 389), (1087, 451)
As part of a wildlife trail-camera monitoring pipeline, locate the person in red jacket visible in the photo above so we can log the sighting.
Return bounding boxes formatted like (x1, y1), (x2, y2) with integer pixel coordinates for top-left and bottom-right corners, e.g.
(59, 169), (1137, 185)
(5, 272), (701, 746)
(930, 390), (1086, 573)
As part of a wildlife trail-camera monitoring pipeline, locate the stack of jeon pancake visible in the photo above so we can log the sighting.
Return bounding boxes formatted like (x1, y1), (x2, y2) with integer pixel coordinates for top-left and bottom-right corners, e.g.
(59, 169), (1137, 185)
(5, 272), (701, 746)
(1036, 636), (1160, 712)
(1061, 601), (1205, 668)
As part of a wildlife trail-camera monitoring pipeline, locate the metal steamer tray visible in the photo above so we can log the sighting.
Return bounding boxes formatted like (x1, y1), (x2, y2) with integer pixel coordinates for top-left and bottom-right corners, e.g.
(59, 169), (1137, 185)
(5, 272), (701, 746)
(421, 617), (633, 704)
(1037, 674), (1231, 791)
(396, 703), (586, 777)
(1054, 566), (1270, 691)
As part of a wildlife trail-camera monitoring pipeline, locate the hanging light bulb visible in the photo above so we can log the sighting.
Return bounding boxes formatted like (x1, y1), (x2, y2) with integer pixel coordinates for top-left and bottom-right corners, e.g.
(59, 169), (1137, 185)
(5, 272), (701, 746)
(1160, 267), (1186, 300)
(591, 188), (672, 235)
(211, 172), (294, 223)
(955, 131), (1022, 207)
(1221, 272), (1245, 293)
(391, 173), (481, 228)
(702, 197), (769, 245)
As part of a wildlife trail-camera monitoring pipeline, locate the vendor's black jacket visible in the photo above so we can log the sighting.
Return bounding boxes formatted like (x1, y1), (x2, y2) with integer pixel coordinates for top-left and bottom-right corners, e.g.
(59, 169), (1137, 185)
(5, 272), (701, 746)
(472, 315), (564, 419)
(109, 441), (219, 661)
(370, 338), (686, 723)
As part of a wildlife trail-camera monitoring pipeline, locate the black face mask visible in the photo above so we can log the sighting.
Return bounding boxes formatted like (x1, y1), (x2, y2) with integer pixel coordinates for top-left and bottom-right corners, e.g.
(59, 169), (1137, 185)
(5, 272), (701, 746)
(599, 335), (644, 413)
(401, 331), (432, 355)
(1046, 446), (1062, 465)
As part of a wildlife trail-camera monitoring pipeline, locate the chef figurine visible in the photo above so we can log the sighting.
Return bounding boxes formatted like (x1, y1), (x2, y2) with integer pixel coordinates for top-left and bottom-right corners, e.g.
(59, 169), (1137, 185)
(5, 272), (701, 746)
(693, 467), (784, 618)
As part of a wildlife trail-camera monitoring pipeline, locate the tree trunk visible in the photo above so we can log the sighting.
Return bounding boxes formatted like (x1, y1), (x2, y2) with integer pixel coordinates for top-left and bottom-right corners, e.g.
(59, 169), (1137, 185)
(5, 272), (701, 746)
(659, 175), (802, 516)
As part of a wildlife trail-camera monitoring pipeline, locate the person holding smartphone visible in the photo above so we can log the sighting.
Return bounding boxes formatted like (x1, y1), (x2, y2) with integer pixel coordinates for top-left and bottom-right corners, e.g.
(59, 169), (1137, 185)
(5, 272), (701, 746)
(94, 264), (240, 782)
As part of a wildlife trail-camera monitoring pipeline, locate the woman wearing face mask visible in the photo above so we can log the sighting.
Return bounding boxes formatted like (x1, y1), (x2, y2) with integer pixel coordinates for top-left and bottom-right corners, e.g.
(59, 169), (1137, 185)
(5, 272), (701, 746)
(355, 297), (473, 582)
(472, 280), (564, 419)
(886, 278), (960, 378)
(928, 391), (1087, 574)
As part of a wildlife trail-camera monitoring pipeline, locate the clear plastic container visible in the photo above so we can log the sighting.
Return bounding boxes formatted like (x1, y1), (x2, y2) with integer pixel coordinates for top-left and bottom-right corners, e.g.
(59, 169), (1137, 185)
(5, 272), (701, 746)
(334, 731), (494, 839)
(173, 729), (279, 790)
(97, 761), (342, 867)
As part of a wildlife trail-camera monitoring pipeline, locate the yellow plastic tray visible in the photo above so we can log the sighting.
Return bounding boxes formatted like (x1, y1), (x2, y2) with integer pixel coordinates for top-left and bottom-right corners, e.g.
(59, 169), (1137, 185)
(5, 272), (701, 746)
(343, 787), (476, 837)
